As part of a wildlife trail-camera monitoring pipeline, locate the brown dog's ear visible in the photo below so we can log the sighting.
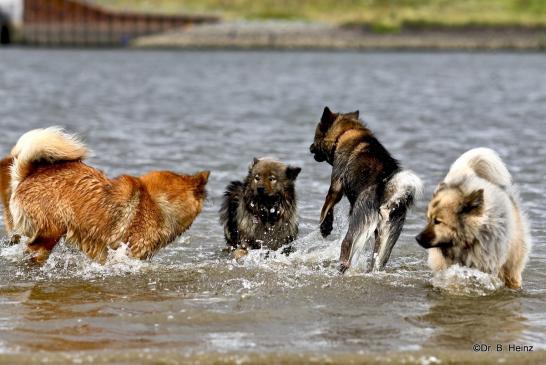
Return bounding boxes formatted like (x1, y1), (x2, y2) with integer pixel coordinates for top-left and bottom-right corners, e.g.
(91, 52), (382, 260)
(461, 189), (484, 215)
(286, 165), (301, 181)
(193, 171), (210, 200)
(195, 170), (210, 185)
(320, 106), (336, 132)
(345, 110), (360, 120)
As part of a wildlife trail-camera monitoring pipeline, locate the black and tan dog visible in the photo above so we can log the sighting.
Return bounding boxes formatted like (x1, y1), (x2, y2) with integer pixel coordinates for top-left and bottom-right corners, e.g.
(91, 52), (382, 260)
(310, 107), (422, 272)
(220, 158), (301, 255)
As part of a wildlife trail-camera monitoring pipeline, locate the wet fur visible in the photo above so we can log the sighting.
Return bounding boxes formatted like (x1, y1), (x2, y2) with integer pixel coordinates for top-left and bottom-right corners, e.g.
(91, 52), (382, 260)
(0, 156), (14, 233)
(416, 148), (531, 289)
(219, 158), (300, 251)
(2, 127), (210, 264)
(310, 107), (422, 272)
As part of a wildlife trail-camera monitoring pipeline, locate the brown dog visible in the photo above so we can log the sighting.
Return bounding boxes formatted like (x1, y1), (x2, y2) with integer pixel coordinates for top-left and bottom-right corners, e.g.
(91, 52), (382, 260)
(2, 127), (209, 264)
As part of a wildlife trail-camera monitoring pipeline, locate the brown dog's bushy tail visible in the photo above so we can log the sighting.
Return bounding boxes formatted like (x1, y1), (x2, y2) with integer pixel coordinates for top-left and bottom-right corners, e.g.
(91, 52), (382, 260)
(10, 127), (89, 192)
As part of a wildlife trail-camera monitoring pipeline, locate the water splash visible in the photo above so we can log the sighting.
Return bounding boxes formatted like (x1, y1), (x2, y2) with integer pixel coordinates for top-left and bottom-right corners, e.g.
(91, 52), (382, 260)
(1, 239), (148, 280)
(0, 202), (421, 288)
(0, 236), (28, 262)
(431, 264), (504, 296)
(45, 242), (149, 279)
(232, 204), (427, 289)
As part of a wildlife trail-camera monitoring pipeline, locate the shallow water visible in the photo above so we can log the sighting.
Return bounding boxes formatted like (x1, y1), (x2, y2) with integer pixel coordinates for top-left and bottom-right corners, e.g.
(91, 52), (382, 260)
(0, 49), (545, 364)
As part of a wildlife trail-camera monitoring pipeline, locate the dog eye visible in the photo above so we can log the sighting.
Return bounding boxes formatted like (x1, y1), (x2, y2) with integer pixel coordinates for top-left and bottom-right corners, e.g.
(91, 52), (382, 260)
(269, 176), (277, 183)
(254, 175), (260, 181)
(433, 218), (442, 225)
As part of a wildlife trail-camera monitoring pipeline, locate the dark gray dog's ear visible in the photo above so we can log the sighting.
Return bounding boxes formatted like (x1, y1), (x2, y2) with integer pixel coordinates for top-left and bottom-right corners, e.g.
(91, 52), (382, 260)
(320, 106), (336, 132)
(249, 157), (259, 171)
(461, 189), (484, 215)
(286, 166), (301, 181)
(345, 110), (359, 119)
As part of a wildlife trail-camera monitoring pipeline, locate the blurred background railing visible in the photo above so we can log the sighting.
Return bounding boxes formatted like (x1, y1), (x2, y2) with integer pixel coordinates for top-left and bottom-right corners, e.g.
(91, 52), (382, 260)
(0, 0), (219, 46)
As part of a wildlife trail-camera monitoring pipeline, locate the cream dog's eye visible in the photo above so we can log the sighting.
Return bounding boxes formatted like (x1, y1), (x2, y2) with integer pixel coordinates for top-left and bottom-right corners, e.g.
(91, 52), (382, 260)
(434, 218), (442, 225)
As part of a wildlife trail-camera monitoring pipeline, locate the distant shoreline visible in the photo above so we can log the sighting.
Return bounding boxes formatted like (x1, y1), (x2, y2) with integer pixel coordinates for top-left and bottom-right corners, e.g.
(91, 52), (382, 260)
(132, 21), (546, 51)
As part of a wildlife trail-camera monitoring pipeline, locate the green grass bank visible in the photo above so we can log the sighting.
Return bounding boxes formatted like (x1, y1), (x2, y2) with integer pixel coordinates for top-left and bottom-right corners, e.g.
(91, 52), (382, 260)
(93, 0), (546, 31)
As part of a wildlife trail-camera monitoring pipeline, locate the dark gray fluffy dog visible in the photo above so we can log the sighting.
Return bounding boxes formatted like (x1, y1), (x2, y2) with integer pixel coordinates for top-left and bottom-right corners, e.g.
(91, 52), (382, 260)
(219, 158), (301, 252)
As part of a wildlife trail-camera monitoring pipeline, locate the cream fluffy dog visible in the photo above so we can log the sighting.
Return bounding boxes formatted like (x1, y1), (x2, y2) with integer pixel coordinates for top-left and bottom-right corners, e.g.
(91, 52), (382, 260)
(416, 148), (531, 289)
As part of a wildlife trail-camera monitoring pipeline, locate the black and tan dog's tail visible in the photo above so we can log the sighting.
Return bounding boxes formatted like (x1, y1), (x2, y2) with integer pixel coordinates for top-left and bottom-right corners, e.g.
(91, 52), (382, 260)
(370, 170), (423, 271)
(219, 180), (244, 249)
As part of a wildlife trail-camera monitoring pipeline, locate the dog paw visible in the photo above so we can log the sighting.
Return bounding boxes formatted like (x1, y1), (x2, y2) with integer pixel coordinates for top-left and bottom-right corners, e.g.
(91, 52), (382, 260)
(23, 248), (50, 266)
(320, 215), (333, 237)
(338, 261), (350, 274)
(281, 245), (295, 256)
(8, 234), (21, 245)
(233, 248), (248, 260)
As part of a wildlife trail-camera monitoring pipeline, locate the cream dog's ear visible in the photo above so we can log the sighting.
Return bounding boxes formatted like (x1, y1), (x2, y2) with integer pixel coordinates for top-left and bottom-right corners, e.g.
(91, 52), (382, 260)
(460, 189), (484, 215)
(433, 182), (447, 195)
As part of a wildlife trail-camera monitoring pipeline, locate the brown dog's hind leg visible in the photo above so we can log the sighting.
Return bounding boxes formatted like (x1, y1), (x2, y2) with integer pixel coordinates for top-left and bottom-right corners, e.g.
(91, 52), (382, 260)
(25, 236), (60, 265)
(7, 234), (21, 245)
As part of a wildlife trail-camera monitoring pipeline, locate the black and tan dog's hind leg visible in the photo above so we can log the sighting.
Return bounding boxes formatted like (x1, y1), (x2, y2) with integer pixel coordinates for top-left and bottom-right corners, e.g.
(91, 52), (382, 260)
(339, 187), (381, 273)
(369, 170), (423, 271)
(369, 201), (408, 272)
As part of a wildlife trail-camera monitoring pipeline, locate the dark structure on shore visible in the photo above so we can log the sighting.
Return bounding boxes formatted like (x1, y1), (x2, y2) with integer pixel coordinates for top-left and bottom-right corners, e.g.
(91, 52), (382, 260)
(0, 11), (10, 44)
(4, 0), (219, 46)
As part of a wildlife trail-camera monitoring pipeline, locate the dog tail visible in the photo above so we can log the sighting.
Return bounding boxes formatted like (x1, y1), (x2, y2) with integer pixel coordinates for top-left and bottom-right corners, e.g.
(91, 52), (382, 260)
(384, 169), (424, 210)
(447, 147), (512, 190)
(369, 169), (423, 271)
(10, 127), (88, 192)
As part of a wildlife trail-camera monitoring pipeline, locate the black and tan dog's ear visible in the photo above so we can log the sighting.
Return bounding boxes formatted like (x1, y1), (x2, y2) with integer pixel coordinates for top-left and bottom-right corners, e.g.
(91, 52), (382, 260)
(286, 166), (301, 181)
(461, 189), (484, 215)
(345, 110), (360, 119)
(320, 106), (336, 132)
